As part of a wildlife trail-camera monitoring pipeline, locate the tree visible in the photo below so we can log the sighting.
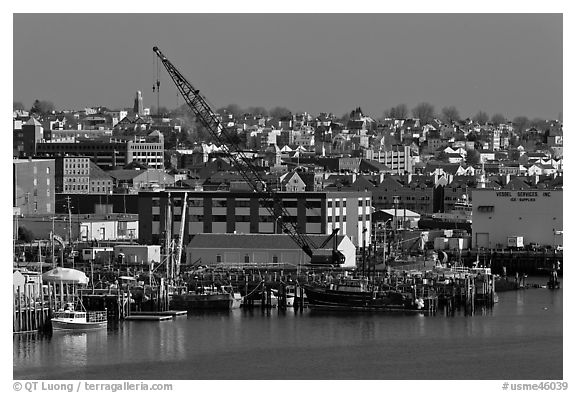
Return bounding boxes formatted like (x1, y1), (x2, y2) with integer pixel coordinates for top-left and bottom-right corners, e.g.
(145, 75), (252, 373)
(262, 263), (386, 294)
(512, 116), (529, 135)
(150, 106), (169, 116)
(18, 226), (35, 243)
(528, 118), (546, 130)
(473, 111), (489, 125)
(383, 104), (408, 119)
(269, 106), (292, 119)
(465, 149), (481, 166)
(412, 102), (435, 125)
(441, 106), (461, 124)
(466, 132), (478, 142)
(30, 99), (55, 115)
(216, 104), (243, 119)
(436, 151), (449, 162)
(246, 106), (268, 117)
(490, 113), (506, 125)
(13, 102), (25, 111)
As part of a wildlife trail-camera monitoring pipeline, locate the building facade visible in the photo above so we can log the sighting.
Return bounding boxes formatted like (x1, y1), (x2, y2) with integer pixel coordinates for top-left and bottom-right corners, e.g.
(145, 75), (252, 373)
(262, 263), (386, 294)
(126, 136), (164, 169)
(36, 140), (128, 169)
(14, 118), (44, 157)
(138, 190), (372, 248)
(55, 156), (91, 193)
(13, 158), (55, 215)
(471, 189), (562, 248)
(364, 145), (413, 174)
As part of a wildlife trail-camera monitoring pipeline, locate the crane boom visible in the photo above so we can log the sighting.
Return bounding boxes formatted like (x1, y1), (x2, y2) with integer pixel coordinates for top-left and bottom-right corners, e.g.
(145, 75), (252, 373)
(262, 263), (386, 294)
(153, 46), (344, 265)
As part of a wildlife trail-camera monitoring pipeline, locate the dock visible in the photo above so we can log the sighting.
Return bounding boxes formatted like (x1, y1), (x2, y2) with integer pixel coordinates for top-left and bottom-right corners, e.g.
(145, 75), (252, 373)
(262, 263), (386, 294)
(130, 311), (187, 317)
(124, 315), (173, 321)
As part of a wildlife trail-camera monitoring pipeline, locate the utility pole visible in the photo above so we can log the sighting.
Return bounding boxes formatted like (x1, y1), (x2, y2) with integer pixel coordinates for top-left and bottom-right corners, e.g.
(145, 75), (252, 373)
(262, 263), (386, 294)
(362, 227), (367, 278)
(51, 216), (55, 267)
(66, 196), (74, 269)
(393, 195), (399, 257)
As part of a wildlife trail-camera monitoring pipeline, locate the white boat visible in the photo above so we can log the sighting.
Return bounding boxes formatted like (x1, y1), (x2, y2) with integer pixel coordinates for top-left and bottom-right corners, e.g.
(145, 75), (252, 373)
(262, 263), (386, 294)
(51, 303), (107, 331)
(285, 285), (296, 307)
(432, 195), (472, 223)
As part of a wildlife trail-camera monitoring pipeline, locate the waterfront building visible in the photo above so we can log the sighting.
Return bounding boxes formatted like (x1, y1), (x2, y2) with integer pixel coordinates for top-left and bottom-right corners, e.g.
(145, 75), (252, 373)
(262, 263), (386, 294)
(185, 233), (357, 267)
(138, 190), (372, 248)
(471, 188), (562, 248)
(114, 244), (161, 266)
(13, 158), (55, 216)
(14, 117), (43, 157)
(15, 213), (138, 242)
(55, 156), (91, 194)
(89, 162), (114, 194)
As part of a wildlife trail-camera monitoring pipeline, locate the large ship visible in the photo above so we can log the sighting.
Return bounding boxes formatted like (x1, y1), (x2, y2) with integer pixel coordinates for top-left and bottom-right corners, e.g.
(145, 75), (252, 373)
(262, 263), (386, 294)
(303, 278), (434, 312)
(431, 194), (472, 223)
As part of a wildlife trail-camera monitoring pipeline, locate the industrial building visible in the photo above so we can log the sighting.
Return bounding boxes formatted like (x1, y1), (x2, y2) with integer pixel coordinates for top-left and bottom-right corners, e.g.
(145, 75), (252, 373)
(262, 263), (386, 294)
(185, 233), (357, 268)
(471, 189), (562, 249)
(138, 190), (372, 248)
(13, 158), (56, 216)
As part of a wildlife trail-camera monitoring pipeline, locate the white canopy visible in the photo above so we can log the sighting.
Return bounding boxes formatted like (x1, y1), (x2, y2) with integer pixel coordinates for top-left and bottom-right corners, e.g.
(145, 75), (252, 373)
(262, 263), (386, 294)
(42, 267), (89, 284)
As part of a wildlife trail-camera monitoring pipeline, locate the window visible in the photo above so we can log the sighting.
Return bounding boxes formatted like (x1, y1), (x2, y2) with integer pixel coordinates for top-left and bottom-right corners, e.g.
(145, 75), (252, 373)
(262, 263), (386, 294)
(216, 255), (222, 263)
(244, 255), (250, 263)
(272, 255), (278, 264)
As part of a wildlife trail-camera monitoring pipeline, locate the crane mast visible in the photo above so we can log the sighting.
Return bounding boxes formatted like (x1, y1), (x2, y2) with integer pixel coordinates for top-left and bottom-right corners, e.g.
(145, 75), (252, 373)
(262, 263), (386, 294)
(153, 46), (344, 265)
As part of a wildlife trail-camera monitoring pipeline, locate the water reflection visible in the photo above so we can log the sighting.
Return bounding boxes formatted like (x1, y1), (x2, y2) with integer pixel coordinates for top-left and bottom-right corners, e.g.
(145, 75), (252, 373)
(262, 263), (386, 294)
(14, 286), (562, 380)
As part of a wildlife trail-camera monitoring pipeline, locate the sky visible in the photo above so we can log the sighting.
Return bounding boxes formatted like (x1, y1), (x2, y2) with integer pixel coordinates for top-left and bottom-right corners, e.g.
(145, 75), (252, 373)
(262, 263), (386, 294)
(13, 13), (562, 120)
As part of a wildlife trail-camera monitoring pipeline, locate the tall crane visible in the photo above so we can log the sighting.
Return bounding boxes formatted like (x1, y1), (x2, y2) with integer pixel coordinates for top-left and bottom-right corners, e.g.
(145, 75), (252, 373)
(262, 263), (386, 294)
(153, 46), (344, 265)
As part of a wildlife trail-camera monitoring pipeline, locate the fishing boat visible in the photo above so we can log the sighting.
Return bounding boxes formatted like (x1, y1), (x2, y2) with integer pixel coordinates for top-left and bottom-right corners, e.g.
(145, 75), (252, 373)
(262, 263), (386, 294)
(304, 277), (431, 312)
(285, 285), (296, 307)
(170, 285), (241, 310)
(51, 303), (107, 331)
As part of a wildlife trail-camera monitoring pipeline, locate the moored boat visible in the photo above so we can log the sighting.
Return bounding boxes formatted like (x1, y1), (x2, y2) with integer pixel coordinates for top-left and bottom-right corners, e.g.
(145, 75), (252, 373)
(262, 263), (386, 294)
(170, 285), (240, 310)
(51, 303), (107, 331)
(304, 278), (433, 312)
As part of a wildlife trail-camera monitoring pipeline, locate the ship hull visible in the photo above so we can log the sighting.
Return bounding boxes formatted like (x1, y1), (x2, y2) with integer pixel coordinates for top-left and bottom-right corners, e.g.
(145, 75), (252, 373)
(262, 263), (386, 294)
(51, 320), (107, 331)
(171, 293), (234, 310)
(303, 285), (422, 312)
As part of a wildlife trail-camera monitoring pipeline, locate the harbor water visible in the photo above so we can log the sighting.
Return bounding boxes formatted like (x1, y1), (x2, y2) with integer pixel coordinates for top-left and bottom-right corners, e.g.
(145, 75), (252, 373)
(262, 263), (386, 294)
(14, 277), (562, 380)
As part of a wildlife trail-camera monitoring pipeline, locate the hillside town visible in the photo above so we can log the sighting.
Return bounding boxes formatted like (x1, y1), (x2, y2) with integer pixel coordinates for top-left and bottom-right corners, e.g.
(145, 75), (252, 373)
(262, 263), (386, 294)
(13, 84), (564, 276)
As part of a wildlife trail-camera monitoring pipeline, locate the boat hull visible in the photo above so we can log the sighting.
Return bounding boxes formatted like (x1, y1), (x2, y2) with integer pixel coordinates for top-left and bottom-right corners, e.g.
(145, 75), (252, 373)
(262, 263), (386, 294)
(171, 293), (234, 310)
(51, 320), (107, 331)
(303, 285), (424, 312)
